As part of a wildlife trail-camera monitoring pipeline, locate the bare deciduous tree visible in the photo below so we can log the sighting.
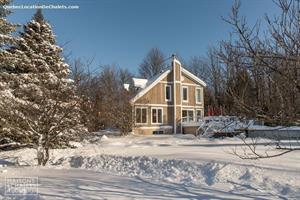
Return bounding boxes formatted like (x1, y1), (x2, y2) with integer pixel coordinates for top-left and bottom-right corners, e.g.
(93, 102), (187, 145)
(218, 0), (300, 124)
(230, 133), (300, 159)
(139, 47), (166, 79)
(187, 48), (227, 114)
(70, 61), (134, 134)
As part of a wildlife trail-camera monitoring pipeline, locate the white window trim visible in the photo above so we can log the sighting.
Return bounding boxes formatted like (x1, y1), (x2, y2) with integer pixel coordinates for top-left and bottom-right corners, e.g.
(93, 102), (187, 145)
(182, 108), (194, 123)
(196, 109), (203, 121)
(165, 85), (172, 102)
(135, 107), (148, 125)
(151, 107), (163, 125)
(195, 87), (202, 104)
(182, 86), (188, 102)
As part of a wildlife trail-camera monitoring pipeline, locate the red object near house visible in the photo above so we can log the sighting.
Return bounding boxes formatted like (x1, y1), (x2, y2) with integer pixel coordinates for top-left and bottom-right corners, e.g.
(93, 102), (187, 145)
(208, 105), (224, 116)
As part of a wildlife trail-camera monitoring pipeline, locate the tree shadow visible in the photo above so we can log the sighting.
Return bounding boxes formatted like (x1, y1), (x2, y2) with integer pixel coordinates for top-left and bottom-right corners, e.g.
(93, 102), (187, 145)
(0, 168), (287, 200)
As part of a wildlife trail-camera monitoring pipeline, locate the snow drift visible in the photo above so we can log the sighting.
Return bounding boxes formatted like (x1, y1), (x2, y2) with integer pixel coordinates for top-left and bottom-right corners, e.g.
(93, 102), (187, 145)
(50, 154), (299, 198)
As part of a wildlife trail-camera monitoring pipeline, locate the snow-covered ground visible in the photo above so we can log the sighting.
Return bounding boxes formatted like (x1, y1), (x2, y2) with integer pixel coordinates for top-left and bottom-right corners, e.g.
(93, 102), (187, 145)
(0, 134), (299, 199)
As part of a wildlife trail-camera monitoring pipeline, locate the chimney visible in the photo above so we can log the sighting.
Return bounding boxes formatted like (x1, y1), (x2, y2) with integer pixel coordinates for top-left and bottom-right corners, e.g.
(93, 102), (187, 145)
(172, 54), (182, 134)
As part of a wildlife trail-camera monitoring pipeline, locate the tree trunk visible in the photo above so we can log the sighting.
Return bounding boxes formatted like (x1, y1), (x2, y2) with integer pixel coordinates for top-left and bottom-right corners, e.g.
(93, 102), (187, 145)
(37, 134), (50, 166)
(37, 146), (49, 166)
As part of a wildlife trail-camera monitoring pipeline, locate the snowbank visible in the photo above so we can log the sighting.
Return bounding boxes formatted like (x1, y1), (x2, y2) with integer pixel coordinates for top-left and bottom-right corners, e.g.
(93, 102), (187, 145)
(49, 154), (299, 197)
(0, 134), (299, 198)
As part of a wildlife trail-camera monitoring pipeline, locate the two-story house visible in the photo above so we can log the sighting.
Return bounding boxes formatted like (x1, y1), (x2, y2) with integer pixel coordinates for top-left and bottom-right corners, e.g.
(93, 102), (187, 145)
(129, 55), (206, 135)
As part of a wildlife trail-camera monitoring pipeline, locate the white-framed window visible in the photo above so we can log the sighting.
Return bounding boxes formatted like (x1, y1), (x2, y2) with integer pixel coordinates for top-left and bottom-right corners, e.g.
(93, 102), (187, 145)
(135, 107), (147, 124)
(196, 109), (202, 122)
(182, 86), (188, 102)
(151, 107), (163, 124)
(182, 109), (194, 123)
(195, 88), (202, 104)
(165, 85), (172, 102)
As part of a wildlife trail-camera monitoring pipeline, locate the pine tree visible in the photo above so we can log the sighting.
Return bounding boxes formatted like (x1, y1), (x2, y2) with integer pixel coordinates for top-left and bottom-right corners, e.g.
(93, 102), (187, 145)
(0, 0), (18, 139)
(0, 0), (16, 48)
(0, 9), (86, 165)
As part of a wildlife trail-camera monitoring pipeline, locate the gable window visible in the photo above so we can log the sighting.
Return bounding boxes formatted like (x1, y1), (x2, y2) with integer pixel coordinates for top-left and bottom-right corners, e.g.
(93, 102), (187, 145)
(182, 109), (194, 123)
(165, 85), (172, 102)
(182, 86), (188, 102)
(152, 108), (163, 124)
(196, 88), (202, 104)
(135, 107), (147, 124)
(196, 109), (202, 122)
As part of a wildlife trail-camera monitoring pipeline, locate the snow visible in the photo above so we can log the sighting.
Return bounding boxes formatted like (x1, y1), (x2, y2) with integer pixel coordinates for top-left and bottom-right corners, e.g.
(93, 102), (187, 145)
(132, 77), (148, 88)
(68, 141), (83, 148)
(101, 135), (108, 141)
(248, 125), (300, 131)
(123, 83), (130, 91)
(0, 134), (299, 199)
(190, 116), (300, 138)
(1, 168), (279, 200)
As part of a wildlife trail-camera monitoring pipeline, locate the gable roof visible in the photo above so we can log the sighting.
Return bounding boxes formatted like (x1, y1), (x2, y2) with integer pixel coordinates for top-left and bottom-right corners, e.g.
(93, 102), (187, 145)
(130, 67), (206, 103)
(130, 70), (171, 103)
(181, 67), (207, 87)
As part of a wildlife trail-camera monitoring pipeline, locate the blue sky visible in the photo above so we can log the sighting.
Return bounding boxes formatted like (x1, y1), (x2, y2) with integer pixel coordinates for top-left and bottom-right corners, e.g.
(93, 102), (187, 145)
(8, 0), (280, 74)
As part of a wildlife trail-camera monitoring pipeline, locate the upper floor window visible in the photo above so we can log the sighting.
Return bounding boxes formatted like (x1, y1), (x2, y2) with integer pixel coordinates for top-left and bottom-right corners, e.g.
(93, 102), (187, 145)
(152, 108), (163, 124)
(182, 86), (188, 102)
(135, 107), (147, 124)
(196, 88), (202, 104)
(165, 85), (172, 102)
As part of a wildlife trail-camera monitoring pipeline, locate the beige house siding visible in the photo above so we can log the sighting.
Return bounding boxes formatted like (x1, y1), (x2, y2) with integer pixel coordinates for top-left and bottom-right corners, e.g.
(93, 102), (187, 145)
(181, 73), (204, 108)
(135, 82), (172, 105)
(133, 127), (173, 135)
(182, 74), (196, 84)
(132, 57), (205, 135)
(133, 106), (173, 126)
(161, 72), (173, 82)
(182, 126), (198, 135)
(174, 61), (181, 81)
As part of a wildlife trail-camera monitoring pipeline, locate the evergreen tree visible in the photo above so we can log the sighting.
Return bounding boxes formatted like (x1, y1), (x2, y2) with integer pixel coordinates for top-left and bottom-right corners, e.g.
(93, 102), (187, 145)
(0, 0), (17, 137)
(0, 0), (16, 48)
(0, 9), (86, 165)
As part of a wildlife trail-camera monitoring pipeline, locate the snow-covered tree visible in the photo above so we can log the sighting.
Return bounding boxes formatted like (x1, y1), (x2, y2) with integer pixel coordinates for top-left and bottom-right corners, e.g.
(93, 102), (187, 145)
(0, 0), (16, 48)
(0, 9), (86, 165)
(0, 0), (17, 138)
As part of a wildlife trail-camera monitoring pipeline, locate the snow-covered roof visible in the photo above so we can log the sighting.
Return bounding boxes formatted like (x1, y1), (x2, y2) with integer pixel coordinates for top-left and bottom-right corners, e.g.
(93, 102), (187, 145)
(130, 70), (171, 103)
(132, 78), (148, 89)
(181, 67), (207, 87)
(123, 84), (130, 91)
(130, 58), (207, 103)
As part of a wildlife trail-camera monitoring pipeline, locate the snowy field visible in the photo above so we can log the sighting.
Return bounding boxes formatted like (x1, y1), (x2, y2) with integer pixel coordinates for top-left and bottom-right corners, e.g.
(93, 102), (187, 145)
(0, 134), (299, 199)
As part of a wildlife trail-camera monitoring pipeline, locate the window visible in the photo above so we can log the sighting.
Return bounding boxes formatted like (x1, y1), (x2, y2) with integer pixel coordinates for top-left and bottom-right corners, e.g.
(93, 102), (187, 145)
(182, 109), (194, 123)
(196, 109), (202, 122)
(196, 88), (202, 104)
(135, 107), (147, 124)
(153, 130), (164, 135)
(182, 86), (188, 102)
(165, 85), (172, 101)
(152, 108), (163, 124)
